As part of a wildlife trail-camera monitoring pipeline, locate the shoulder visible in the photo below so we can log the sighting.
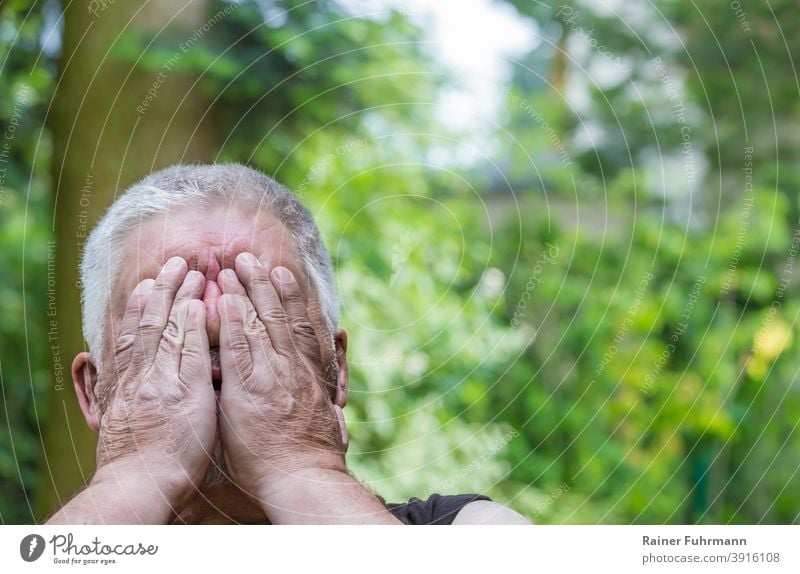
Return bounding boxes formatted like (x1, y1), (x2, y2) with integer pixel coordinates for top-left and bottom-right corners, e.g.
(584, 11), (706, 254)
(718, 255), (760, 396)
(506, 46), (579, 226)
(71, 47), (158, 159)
(451, 500), (532, 524)
(385, 493), (531, 525)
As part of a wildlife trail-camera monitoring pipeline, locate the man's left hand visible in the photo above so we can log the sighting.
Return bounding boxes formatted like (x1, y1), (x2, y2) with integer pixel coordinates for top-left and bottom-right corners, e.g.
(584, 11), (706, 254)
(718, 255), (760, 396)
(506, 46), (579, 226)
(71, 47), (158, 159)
(216, 253), (346, 502)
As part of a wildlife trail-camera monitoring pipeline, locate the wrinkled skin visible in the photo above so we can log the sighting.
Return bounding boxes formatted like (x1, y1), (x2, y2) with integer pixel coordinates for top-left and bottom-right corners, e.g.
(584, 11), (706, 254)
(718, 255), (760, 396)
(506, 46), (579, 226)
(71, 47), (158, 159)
(73, 203), (349, 522)
(216, 254), (348, 498)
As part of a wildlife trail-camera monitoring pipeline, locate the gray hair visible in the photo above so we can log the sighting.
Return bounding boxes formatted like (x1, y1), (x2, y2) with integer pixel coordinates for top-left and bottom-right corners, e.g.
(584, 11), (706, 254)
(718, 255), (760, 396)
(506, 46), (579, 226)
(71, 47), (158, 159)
(80, 163), (339, 364)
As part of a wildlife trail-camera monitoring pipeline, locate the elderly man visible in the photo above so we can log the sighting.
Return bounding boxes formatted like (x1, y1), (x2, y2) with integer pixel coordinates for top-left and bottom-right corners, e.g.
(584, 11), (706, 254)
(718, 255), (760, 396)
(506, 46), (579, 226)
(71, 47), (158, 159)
(47, 164), (530, 525)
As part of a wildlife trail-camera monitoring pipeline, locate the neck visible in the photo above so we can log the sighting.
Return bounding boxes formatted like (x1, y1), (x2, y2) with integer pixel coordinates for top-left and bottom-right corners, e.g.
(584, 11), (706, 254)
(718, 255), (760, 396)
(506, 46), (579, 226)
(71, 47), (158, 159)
(170, 484), (269, 524)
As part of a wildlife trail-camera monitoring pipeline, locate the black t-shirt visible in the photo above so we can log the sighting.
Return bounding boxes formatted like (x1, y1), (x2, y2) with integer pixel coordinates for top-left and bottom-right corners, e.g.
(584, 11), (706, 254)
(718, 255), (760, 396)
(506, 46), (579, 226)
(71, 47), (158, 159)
(385, 493), (492, 525)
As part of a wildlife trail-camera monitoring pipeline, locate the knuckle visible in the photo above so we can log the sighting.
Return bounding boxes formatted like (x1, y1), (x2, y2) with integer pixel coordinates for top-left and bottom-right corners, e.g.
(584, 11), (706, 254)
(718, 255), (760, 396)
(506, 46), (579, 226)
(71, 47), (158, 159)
(138, 314), (163, 333)
(151, 278), (173, 296)
(124, 299), (147, 319)
(115, 333), (136, 355)
(270, 393), (297, 418)
(158, 332), (181, 356)
(162, 321), (181, 342)
(227, 332), (251, 356)
(180, 345), (202, 362)
(263, 308), (287, 323)
(250, 268), (272, 289)
(244, 313), (262, 332)
(135, 382), (162, 402)
(137, 347), (157, 367)
(290, 319), (317, 341)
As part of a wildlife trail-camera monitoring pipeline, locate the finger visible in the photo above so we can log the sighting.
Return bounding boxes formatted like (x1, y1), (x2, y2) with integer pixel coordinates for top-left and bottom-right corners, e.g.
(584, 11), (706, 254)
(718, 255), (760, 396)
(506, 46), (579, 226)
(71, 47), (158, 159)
(180, 300), (212, 390)
(270, 266), (319, 353)
(136, 256), (188, 362)
(117, 278), (156, 340)
(218, 268), (247, 297)
(237, 288), (275, 367)
(174, 270), (207, 306)
(218, 294), (255, 386)
(155, 269), (206, 373)
(234, 252), (291, 353)
(113, 278), (155, 373)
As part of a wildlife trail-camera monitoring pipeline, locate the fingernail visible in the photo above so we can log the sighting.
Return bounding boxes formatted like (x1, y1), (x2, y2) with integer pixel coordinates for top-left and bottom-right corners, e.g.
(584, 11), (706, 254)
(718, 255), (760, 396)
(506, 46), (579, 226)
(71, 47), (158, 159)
(218, 268), (233, 289)
(236, 252), (259, 267)
(185, 270), (205, 288)
(165, 256), (184, 272)
(271, 266), (293, 283)
(135, 278), (155, 294)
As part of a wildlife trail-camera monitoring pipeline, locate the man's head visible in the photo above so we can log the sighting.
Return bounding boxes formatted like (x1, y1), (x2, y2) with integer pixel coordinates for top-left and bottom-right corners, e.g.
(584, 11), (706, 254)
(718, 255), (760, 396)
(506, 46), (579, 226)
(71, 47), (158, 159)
(70, 164), (349, 503)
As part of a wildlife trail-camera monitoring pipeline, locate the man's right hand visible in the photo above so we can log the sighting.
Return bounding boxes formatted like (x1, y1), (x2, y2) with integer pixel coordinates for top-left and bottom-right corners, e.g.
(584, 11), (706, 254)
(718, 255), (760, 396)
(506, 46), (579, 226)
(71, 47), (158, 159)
(93, 256), (216, 512)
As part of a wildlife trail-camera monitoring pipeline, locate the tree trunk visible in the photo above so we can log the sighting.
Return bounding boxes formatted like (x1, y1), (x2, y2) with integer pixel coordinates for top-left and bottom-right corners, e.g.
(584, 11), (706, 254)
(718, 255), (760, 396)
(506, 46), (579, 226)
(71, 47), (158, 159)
(37, 0), (217, 519)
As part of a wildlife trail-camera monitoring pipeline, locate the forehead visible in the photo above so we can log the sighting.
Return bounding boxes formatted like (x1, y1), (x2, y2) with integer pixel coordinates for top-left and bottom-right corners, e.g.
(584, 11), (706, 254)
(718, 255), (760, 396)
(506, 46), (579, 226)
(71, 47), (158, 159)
(112, 201), (300, 311)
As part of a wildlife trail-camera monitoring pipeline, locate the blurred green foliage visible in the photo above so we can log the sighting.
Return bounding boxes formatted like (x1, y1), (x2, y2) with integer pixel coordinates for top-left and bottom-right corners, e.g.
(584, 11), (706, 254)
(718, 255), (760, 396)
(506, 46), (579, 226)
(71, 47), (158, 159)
(1, 0), (798, 523)
(0, 0), (54, 523)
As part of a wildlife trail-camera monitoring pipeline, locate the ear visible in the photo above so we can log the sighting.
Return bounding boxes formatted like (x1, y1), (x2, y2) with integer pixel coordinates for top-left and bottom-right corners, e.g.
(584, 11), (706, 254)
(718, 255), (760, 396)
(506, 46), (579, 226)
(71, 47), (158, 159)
(333, 329), (348, 408)
(332, 329), (349, 453)
(72, 352), (100, 431)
